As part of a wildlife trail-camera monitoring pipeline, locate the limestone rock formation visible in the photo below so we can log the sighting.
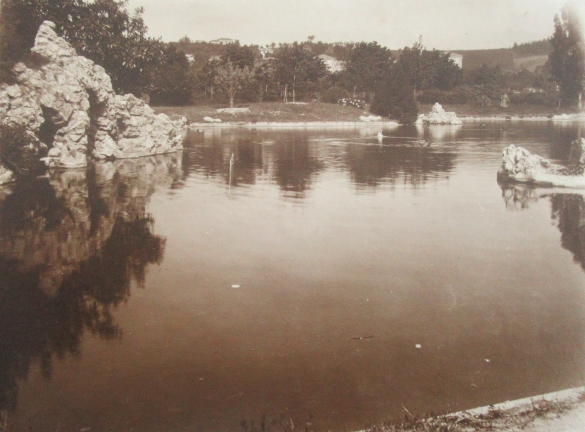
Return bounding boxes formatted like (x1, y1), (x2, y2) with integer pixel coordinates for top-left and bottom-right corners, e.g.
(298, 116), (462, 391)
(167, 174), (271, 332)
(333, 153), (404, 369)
(0, 165), (15, 184)
(416, 103), (462, 125)
(0, 21), (186, 175)
(359, 115), (382, 122)
(497, 140), (585, 188)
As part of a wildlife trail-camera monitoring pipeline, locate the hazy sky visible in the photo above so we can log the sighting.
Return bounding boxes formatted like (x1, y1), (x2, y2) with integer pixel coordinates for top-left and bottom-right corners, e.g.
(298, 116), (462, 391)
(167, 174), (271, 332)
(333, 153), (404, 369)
(127, 0), (583, 50)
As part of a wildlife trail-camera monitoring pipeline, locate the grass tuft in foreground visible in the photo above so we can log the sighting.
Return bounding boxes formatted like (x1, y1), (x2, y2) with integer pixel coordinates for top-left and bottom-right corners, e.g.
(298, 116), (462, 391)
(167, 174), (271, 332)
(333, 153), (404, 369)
(365, 394), (584, 432)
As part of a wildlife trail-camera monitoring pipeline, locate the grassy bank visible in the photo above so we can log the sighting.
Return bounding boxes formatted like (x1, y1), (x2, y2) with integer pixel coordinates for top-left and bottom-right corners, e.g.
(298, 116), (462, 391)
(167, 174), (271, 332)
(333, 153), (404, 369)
(154, 101), (583, 126)
(154, 102), (369, 124)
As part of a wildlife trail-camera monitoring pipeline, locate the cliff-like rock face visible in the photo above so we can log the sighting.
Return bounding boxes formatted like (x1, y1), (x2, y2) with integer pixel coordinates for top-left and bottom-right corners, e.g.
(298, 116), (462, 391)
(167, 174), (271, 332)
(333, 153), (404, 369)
(0, 21), (185, 172)
(416, 103), (462, 125)
(497, 139), (585, 188)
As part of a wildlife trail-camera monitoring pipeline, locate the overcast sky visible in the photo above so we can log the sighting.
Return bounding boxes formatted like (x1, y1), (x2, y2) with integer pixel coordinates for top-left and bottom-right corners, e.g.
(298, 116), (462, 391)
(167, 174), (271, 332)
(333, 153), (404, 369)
(127, 0), (584, 50)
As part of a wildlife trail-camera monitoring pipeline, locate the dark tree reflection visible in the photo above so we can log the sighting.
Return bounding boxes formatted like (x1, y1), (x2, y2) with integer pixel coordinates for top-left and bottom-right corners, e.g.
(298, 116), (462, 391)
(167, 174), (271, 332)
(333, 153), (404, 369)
(0, 156), (172, 413)
(345, 144), (455, 187)
(184, 136), (265, 187)
(0, 179), (72, 233)
(551, 193), (585, 271)
(274, 141), (324, 197)
(498, 183), (585, 271)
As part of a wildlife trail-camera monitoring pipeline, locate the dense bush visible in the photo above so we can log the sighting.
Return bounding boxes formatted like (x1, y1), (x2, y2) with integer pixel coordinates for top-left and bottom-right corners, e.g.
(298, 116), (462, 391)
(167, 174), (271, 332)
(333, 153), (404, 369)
(510, 90), (559, 107)
(419, 88), (469, 105)
(371, 72), (418, 124)
(321, 86), (350, 104)
(0, 123), (46, 177)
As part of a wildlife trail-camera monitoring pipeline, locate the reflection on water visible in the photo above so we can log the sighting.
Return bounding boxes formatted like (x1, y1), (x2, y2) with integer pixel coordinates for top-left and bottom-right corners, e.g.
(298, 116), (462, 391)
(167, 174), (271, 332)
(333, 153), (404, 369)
(0, 154), (182, 413)
(345, 144), (454, 187)
(185, 126), (458, 194)
(499, 182), (543, 211)
(552, 193), (585, 271)
(500, 181), (585, 272)
(1, 123), (585, 431)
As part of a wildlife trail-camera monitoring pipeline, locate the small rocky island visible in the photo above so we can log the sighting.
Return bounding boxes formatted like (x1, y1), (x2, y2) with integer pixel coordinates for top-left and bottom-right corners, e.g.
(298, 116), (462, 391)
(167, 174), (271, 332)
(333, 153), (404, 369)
(498, 138), (585, 188)
(416, 102), (462, 125)
(0, 21), (186, 184)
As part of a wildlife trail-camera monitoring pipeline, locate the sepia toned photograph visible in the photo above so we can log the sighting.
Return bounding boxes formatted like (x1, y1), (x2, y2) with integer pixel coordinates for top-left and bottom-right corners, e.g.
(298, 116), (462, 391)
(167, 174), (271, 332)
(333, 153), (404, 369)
(0, 0), (585, 430)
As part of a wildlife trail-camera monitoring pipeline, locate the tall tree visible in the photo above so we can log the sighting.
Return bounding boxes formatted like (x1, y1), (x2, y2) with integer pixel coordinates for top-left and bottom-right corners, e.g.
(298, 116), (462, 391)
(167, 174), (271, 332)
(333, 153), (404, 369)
(0, 0), (84, 82)
(0, 0), (167, 96)
(221, 41), (257, 69)
(548, 5), (585, 107)
(146, 43), (196, 105)
(198, 58), (221, 100)
(214, 60), (255, 108)
(273, 42), (328, 102)
(342, 42), (393, 101)
(371, 68), (418, 124)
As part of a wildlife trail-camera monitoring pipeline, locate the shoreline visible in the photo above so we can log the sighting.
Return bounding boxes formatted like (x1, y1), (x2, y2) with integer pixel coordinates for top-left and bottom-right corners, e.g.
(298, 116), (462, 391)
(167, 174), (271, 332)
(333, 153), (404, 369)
(187, 120), (400, 129)
(186, 114), (585, 129)
(361, 386), (585, 431)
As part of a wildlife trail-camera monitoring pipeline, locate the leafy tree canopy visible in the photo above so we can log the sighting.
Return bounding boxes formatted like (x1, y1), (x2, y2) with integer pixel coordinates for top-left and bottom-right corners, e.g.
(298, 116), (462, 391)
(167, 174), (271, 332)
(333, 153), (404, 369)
(394, 43), (462, 95)
(342, 41), (393, 99)
(273, 42), (328, 102)
(0, 0), (189, 97)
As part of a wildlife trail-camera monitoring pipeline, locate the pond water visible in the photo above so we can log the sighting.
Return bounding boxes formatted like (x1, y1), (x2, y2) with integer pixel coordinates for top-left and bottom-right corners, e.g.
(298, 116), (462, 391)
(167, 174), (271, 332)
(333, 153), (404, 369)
(1, 121), (585, 431)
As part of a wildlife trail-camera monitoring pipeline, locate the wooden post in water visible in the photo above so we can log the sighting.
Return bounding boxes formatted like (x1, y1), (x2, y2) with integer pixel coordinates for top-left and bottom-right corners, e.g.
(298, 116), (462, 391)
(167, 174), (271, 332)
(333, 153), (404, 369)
(228, 153), (234, 191)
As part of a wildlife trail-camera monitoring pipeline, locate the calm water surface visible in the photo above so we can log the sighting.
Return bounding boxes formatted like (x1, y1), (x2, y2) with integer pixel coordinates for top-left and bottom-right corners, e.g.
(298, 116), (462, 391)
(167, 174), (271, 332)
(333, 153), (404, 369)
(1, 121), (585, 431)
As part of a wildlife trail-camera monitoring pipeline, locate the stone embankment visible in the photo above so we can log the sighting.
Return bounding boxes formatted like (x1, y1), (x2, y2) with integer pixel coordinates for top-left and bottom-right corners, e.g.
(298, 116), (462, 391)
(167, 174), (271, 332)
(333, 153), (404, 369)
(416, 102), (462, 125)
(0, 21), (185, 178)
(497, 138), (585, 188)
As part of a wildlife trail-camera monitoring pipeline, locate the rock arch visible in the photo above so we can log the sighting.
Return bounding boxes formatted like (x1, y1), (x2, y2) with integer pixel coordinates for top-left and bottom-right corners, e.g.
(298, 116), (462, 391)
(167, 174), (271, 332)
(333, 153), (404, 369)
(0, 21), (186, 174)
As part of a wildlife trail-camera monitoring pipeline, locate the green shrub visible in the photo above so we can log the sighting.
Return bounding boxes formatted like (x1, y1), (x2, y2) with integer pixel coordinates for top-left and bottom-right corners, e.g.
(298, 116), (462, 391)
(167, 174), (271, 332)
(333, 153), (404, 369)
(510, 91), (559, 107)
(371, 72), (418, 124)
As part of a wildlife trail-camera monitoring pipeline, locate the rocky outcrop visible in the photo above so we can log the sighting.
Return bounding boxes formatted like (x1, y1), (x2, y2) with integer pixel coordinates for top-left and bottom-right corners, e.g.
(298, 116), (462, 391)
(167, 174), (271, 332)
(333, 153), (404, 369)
(416, 102), (462, 125)
(359, 115), (382, 122)
(497, 140), (585, 188)
(0, 165), (15, 184)
(0, 21), (185, 174)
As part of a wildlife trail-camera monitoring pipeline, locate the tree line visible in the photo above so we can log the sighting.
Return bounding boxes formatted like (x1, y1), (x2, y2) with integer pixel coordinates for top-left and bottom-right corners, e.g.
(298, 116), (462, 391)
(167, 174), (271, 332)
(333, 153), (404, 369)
(0, 1), (583, 121)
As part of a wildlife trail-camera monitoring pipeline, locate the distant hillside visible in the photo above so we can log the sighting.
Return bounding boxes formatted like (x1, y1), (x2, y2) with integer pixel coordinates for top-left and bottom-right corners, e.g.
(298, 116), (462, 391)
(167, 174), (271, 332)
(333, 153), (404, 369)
(170, 36), (553, 72)
(448, 39), (552, 70)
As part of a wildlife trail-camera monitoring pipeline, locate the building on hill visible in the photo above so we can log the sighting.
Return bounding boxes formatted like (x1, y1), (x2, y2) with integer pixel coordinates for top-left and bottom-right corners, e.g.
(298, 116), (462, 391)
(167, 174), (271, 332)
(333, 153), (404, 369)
(317, 54), (344, 72)
(448, 53), (463, 68)
(210, 38), (235, 45)
(259, 47), (274, 59)
(185, 54), (195, 63)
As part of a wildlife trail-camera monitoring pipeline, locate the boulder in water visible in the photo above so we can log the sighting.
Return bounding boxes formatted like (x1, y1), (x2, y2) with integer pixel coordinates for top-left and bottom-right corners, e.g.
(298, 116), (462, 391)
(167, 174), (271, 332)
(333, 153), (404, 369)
(416, 103), (462, 125)
(497, 140), (585, 188)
